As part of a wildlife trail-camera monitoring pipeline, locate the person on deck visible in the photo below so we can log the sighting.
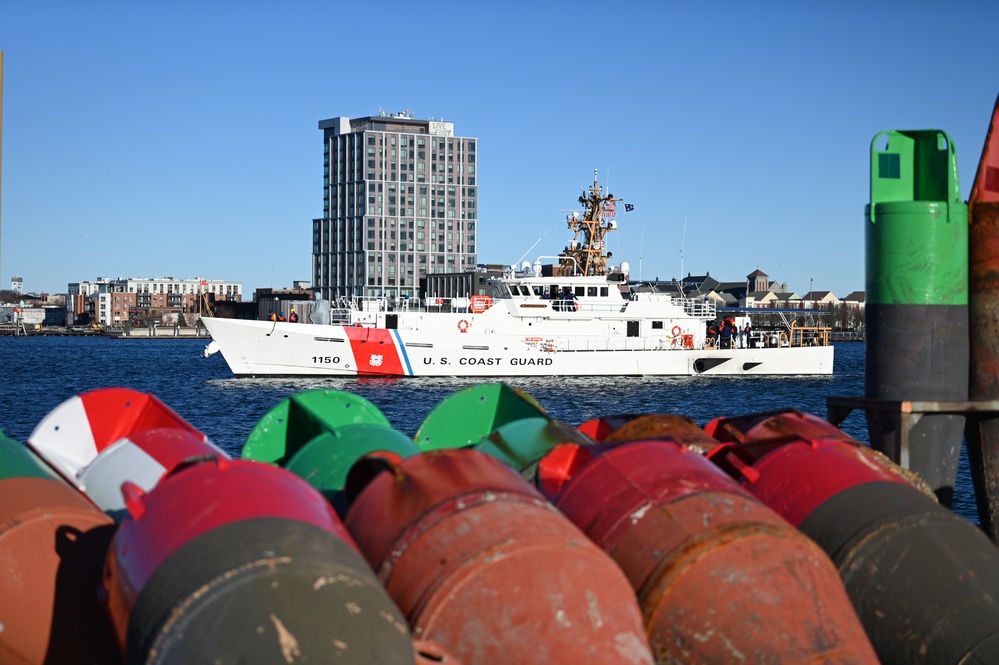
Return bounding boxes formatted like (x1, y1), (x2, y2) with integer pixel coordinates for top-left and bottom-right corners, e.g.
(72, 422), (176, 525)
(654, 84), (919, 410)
(278, 312), (286, 322)
(720, 321), (733, 349)
(289, 309), (298, 323)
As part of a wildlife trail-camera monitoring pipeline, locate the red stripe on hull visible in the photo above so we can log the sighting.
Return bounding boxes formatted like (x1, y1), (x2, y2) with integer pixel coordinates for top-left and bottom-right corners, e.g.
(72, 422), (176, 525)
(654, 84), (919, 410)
(344, 327), (406, 376)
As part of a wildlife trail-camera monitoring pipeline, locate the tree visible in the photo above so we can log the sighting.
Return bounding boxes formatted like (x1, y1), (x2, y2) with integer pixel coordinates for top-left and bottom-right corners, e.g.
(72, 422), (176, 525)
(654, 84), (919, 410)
(177, 313), (188, 327)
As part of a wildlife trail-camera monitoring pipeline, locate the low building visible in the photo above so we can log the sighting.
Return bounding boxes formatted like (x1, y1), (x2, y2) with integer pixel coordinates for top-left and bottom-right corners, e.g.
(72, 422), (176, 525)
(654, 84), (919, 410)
(842, 291), (866, 310)
(68, 277), (242, 326)
(801, 290), (842, 309)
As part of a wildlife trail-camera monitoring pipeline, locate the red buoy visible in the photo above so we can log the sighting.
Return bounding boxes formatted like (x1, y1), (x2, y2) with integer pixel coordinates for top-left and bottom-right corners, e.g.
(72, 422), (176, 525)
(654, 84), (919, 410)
(546, 438), (878, 663)
(103, 454), (418, 663)
(706, 409), (999, 663)
(344, 448), (654, 665)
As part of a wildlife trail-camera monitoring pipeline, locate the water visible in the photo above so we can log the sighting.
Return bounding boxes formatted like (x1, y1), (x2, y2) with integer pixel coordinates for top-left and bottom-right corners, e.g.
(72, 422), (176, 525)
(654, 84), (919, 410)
(0, 336), (979, 522)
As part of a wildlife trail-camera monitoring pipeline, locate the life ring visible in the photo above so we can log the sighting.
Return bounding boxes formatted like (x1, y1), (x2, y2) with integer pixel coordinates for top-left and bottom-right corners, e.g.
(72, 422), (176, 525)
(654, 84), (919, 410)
(458, 319), (470, 333)
(671, 325), (682, 337)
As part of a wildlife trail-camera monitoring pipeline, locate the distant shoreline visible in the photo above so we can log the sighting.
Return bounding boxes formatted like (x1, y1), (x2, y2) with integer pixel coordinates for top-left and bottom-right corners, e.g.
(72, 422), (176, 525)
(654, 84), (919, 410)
(0, 326), (211, 339)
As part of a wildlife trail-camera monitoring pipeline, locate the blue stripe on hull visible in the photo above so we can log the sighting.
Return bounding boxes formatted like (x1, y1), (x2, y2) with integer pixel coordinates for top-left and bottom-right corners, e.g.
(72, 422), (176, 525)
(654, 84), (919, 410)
(391, 329), (413, 376)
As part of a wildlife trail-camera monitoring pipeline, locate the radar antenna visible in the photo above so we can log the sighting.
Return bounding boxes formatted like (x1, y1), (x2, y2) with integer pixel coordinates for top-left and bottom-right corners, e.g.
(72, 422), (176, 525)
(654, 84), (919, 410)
(558, 169), (623, 276)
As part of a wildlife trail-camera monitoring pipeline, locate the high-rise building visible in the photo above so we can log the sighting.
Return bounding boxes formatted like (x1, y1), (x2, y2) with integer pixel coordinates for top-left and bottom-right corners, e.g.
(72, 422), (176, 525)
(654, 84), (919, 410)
(313, 111), (478, 303)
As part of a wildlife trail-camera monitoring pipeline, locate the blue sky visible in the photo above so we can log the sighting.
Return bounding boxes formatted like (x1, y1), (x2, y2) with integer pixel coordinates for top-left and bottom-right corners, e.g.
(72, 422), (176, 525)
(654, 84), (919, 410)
(1, 1), (997, 298)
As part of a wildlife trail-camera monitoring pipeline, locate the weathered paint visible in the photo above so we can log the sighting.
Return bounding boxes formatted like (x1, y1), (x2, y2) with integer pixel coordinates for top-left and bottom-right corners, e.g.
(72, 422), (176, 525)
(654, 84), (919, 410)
(104, 455), (415, 663)
(706, 414), (999, 664)
(600, 413), (721, 451)
(124, 519), (415, 664)
(551, 439), (878, 664)
(0, 475), (118, 665)
(344, 448), (655, 665)
(865, 129), (969, 505)
(968, 93), (999, 540)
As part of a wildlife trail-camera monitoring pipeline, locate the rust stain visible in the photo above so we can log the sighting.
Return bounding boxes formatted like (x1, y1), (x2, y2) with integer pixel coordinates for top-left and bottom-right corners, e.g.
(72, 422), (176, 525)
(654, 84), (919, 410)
(604, 414), (718, 451)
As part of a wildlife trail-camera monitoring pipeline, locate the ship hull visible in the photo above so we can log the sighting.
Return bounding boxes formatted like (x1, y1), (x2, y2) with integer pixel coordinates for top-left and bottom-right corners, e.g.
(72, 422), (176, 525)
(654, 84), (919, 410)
(202, 318), (834, 378)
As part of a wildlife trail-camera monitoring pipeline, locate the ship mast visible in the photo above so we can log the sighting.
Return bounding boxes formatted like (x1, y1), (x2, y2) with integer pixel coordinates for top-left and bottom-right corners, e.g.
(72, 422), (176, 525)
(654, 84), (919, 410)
(560, 169), (622, 276)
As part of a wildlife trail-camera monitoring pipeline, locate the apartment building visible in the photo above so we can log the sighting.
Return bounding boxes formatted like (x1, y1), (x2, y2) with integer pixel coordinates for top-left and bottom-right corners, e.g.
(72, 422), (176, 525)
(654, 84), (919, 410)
(313, 111), (478, 303)
(67, 277), (242, 326)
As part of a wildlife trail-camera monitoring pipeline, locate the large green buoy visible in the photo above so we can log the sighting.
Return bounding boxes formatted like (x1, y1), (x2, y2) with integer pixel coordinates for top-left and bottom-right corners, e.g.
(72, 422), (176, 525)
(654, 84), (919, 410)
(865, 129), (968, 505)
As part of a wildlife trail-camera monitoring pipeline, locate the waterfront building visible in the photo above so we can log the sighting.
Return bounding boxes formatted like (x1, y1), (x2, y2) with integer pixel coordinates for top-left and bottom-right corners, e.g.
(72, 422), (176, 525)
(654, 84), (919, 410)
(67, 277), (242, 326)
(801, 290), (842, 309)
(313, 111), (478, 303)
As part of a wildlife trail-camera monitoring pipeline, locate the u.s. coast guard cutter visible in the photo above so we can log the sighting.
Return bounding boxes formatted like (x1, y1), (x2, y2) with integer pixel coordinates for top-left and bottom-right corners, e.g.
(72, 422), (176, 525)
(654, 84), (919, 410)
(202, 174), (833, 377)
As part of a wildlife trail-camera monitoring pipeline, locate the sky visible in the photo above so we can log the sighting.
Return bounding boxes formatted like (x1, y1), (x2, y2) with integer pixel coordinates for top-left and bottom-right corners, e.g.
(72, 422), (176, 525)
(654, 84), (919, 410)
(1, 1), (997, 299)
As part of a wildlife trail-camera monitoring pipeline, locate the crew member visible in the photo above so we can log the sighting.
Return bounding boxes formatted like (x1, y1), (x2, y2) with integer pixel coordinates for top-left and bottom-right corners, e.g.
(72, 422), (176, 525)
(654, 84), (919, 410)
(720, 320), (734, 349)
(289, 309), (298, 323)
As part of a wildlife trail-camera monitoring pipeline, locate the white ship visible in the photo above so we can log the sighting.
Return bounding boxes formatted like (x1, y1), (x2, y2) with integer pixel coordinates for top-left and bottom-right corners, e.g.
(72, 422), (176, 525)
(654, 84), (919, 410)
(202, 173), (834, 378)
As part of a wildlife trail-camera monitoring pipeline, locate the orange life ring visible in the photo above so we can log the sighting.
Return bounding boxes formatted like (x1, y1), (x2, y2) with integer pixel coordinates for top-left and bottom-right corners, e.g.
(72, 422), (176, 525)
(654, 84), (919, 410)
(671, 325), (682, 337)
(458, 319), (470, 333)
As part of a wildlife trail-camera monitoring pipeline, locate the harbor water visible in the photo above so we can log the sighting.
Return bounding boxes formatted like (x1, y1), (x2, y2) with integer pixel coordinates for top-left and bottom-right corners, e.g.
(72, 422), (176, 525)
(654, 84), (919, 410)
(0, 336), (980, 523)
